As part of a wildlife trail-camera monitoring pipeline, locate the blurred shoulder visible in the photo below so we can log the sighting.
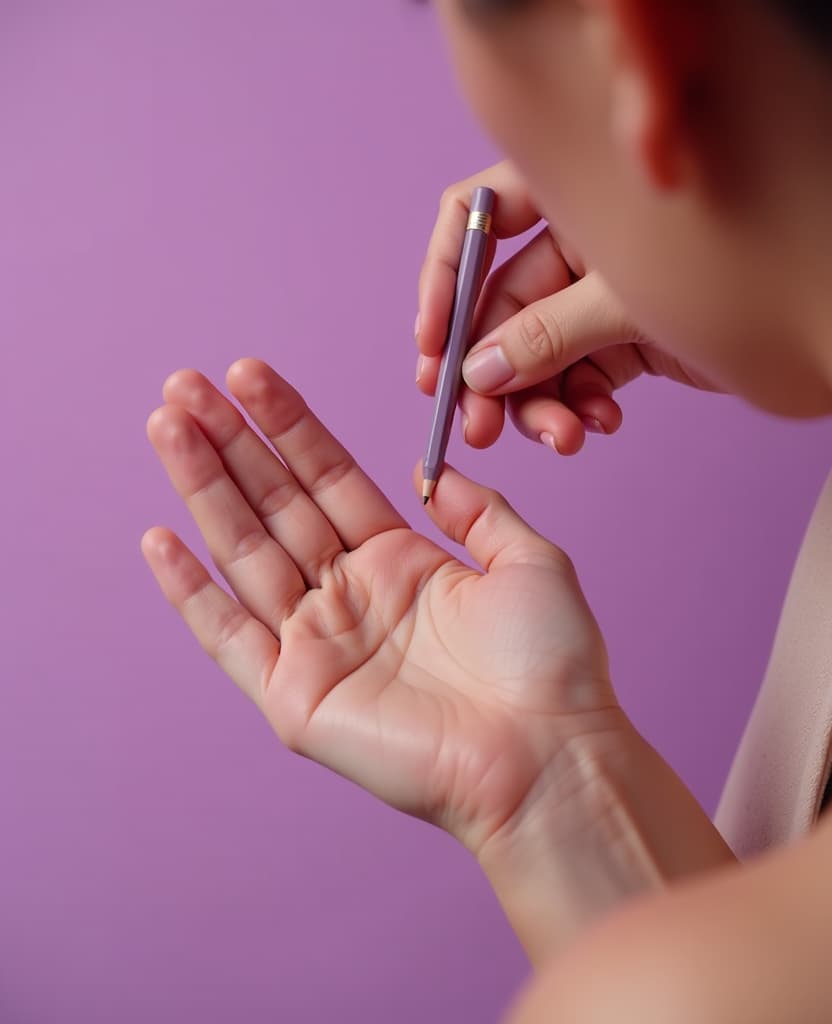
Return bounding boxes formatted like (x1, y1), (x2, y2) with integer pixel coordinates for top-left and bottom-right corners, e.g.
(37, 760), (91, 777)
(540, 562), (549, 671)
(505, 814), (832, 1024)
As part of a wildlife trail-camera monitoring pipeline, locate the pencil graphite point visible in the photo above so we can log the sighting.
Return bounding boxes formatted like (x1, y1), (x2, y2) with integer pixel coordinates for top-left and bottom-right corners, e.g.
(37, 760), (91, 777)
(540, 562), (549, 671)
(422, 479), (436, 505)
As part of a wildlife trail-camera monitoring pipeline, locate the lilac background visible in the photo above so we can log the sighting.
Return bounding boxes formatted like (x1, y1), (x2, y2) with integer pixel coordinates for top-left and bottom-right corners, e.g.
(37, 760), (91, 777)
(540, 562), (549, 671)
(1, 2), (829, 1022)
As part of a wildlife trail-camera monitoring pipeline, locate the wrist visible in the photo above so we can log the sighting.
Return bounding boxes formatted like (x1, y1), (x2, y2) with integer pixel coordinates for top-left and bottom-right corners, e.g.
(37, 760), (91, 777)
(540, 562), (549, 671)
(475, 709), (736, 966)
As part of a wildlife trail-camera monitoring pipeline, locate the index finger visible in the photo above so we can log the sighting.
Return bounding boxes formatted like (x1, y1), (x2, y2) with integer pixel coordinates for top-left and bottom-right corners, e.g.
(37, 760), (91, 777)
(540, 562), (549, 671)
(416, 160), (542, 358)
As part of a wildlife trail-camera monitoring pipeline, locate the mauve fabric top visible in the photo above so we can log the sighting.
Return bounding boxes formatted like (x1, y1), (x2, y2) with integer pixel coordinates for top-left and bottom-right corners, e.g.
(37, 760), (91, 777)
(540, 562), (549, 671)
(716, 474), (832, 855)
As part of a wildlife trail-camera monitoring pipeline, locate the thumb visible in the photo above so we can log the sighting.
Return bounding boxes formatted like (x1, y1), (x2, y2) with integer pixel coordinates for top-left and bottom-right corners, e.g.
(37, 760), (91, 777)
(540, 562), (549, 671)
(462, 273), (639, 396)
(411, 460), (568, 574)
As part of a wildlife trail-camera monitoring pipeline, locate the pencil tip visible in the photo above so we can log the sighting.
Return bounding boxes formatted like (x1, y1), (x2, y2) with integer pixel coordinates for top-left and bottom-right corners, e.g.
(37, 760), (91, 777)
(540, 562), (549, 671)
(423, 496), (429, 505)
(421, 479), (436, 505)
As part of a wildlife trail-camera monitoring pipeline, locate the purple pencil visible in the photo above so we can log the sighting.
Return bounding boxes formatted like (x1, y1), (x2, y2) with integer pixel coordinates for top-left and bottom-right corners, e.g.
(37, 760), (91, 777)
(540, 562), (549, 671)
(422, 186), (495, 504)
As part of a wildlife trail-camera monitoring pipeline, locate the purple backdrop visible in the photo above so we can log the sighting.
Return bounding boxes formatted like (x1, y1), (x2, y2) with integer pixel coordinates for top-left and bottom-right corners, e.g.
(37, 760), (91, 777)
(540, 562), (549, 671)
(1, 3), (829, 1022)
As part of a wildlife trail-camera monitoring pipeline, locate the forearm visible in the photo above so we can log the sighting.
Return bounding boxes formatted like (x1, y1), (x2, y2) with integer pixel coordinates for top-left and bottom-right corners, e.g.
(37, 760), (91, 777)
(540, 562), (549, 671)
(476, 710), (736, 966)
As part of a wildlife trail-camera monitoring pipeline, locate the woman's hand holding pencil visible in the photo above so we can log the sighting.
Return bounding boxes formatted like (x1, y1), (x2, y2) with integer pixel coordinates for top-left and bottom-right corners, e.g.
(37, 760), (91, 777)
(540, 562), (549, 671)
(415, 160), (720, 457)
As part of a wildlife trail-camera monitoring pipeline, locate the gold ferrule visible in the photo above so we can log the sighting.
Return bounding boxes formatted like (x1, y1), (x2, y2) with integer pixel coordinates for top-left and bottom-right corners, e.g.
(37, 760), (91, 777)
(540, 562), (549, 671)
(466, 210), (492, 234)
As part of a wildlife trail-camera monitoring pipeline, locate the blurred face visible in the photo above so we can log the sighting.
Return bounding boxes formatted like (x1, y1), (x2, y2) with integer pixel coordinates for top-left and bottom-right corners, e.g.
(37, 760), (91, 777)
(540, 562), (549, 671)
(435, 0), (832, 417)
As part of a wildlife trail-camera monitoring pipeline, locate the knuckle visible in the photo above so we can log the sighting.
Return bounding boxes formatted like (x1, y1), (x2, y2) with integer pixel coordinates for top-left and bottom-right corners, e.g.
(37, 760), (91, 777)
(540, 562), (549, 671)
(212, 604), (249, 654)
(517, 307), (565, 368)
(227, 525), (268, 565)
(465, 488), (507, 543)
(307, 454), (356, 499)
(255, 477), (298, 520)
(268, 399), (308, 444)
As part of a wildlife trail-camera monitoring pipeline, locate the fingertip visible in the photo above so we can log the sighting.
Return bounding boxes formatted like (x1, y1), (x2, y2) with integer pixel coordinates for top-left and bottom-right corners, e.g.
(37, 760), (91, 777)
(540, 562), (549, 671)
(574, 396), (623, 436)
(414, 463), (450, 518)
(462, 420), (500, 450)
(555, 413), (586, 456)
(161, 370), (178, 398)
(413, 461), (442, 511)
(140, 525), (176, 565)
(417, 325), (449, 359)
(226, 356), (267, 390)
(528, 411), (584, 457)
(145, 405), (168, 440)
(603, 398), (624, 434)
(458, 391), (505, 449)
(139, 527), (156, 559)
(162, 368), (201, 402)
(413, 458), (458, 514)
(225, 357), (250, 386)
(415, 354), (440, 395)
(461, 343), (516, 397)
(164, 371), (219, 419)
(559, 430), (586, 456)
(146, 403), (194, 449)
(540, 427), (585, 457)
(226, 358), (285, 408)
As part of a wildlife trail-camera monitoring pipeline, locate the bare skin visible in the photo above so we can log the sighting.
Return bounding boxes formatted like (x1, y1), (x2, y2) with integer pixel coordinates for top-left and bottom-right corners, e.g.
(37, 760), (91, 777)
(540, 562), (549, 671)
(143, 358), (620, 860)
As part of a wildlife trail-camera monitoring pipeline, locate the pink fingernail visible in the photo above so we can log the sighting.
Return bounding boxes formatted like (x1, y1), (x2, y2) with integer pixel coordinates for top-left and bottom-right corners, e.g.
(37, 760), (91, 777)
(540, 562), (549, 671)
(462, 346), (515, 393)
(582, 416), (605, 434)
(416, 355), (426, 384)
(414, 312), (421, 341)
(462, 414), (470, 444)
(540, 431), (558, 453)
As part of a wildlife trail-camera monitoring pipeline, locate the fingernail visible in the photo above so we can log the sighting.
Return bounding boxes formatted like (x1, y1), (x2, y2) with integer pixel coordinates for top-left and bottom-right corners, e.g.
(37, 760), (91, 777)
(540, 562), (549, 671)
(582, 416), (605, 434)
(462, 414), (470, 444)
(462, 346), (515, 393)
(414, 312), (421, 341)
(540, 431), (558, 453)
(416, 355), (426, 384)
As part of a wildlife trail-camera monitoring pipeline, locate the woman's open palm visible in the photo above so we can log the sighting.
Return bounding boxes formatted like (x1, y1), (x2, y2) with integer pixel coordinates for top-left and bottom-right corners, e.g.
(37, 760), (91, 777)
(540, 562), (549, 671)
(142, 360), (621, 855)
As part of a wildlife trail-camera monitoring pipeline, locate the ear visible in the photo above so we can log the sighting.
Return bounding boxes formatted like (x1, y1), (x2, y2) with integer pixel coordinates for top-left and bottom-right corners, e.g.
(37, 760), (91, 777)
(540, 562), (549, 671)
(602, 0), (714, 190)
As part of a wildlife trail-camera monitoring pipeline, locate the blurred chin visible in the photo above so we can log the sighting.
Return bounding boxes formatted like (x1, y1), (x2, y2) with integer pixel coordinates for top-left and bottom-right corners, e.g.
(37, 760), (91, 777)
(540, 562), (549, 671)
(738, 376), (832, 419)
(705, 352), (832, 419)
